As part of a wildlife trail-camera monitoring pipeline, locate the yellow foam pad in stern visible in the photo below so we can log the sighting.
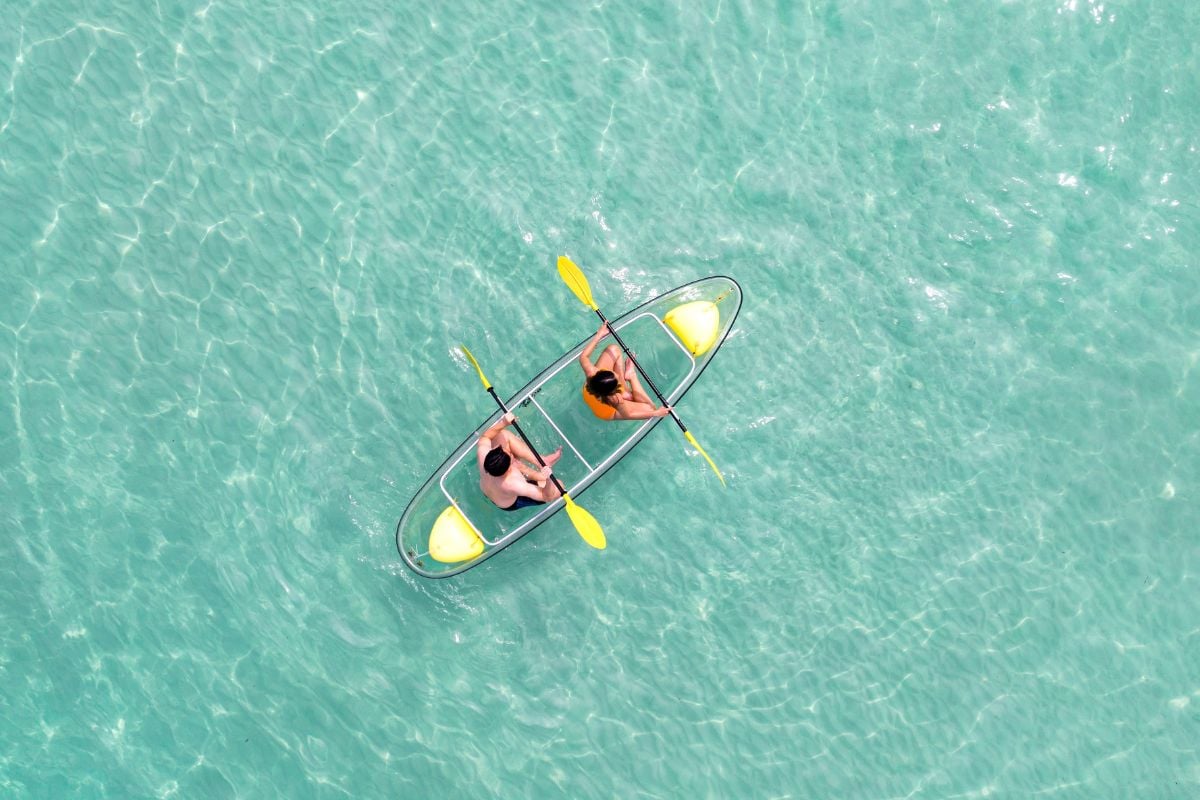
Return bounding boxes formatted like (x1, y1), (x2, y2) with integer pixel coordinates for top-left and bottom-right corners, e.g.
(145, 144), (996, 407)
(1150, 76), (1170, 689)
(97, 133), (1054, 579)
(429, 505), (484, 563)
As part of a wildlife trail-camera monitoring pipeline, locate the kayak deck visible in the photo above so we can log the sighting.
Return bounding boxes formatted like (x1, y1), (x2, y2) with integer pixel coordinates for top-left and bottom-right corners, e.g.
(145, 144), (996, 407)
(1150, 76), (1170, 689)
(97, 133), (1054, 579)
(396, 275), (741, 578)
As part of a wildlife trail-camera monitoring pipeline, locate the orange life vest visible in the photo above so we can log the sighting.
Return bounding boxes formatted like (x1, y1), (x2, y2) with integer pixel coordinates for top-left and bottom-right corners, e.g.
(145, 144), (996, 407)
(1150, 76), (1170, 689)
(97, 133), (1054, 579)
(582, 386), (618, 420)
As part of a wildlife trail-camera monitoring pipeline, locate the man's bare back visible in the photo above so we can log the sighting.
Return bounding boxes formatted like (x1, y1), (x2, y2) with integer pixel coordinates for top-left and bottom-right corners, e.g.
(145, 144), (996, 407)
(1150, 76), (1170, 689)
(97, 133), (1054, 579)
(476, 413), (563, 511)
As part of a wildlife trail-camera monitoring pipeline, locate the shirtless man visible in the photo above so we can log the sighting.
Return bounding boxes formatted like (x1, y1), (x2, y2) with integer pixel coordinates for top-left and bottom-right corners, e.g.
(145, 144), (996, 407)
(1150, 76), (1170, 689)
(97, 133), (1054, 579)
(579, 322), (672, 421)
(477, 412), (563, 511)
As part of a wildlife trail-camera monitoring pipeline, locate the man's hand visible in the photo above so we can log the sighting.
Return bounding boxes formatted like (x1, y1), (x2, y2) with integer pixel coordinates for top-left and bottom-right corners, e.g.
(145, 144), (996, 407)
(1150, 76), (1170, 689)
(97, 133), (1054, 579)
(483, 411), (518, 441)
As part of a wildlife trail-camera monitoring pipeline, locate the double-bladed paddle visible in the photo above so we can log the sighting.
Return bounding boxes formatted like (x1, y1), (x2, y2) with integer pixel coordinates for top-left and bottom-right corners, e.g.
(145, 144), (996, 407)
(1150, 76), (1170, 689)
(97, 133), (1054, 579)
(459, 344), (606, 550)
(557, 256), (726, 486)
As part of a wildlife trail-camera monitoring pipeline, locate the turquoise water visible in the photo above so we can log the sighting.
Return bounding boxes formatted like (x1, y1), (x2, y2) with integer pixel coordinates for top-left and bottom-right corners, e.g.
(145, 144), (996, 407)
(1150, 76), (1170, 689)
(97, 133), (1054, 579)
(2, 0), (1198, 796)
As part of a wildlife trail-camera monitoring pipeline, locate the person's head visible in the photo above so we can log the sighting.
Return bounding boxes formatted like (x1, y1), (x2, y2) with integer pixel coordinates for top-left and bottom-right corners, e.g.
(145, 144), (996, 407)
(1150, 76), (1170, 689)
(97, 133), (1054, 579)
(483, 447), (511, 476)
(586, 369), (621, 400)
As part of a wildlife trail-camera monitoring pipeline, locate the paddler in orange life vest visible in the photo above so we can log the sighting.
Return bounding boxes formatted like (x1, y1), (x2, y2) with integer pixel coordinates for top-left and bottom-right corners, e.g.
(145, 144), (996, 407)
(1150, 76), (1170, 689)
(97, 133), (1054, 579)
(579, 322), (673, 421)
(476, 412), (563, 512)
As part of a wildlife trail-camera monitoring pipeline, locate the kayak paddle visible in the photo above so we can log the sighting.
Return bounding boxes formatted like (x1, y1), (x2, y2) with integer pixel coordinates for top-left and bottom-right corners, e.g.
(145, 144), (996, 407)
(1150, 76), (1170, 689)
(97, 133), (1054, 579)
(459, 344), (606, 550)
(556, 256), (726, 486)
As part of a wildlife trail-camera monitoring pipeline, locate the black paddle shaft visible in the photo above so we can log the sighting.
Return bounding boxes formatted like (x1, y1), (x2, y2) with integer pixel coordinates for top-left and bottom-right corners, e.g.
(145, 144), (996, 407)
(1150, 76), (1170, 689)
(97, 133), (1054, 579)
(594, 310), (688, 434)
(485, 386), (569, 497)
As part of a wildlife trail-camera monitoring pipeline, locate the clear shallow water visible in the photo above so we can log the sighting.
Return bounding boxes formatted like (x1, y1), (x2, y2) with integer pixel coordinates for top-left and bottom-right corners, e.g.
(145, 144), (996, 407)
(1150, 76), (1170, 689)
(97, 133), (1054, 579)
(2, 0), (1197, 797)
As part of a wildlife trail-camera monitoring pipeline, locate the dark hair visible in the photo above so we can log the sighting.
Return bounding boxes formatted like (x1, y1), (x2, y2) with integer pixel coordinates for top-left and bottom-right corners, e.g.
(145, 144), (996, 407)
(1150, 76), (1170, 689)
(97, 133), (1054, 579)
(586, 370), (620, 399)
(483, 447), (511, 476)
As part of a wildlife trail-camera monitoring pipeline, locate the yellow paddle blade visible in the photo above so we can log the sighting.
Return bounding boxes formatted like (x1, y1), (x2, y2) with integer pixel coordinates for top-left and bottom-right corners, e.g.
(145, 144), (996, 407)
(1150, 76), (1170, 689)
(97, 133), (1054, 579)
(563, 493), (606, 549)
(557, 256), (598, 311)
(458, 344), (492, 391)
(685, 431), (726, 487)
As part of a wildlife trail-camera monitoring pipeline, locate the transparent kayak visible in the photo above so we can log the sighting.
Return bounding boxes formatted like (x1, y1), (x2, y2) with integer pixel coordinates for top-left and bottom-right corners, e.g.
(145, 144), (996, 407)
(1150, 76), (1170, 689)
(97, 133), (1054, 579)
(396, 275), (743, 578)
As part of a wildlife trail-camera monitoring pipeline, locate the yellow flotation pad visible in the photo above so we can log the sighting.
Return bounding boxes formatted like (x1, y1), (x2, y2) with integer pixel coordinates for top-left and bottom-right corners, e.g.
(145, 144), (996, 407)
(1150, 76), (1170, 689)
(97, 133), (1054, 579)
(664, 300), (720, 356)
(428, 505), (484, 563)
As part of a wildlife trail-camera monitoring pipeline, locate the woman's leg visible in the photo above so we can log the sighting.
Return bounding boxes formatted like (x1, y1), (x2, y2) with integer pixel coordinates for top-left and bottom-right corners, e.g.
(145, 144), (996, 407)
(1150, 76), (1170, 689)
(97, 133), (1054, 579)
(623, 355), (654, 404)
(594, 344), (622, 373)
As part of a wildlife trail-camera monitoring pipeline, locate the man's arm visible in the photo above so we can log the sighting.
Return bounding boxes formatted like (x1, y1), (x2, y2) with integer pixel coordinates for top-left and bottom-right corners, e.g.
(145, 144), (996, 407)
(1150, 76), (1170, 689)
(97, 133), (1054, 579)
(508, 466), (555, 500)
(510, 475), (551, 501)
(476, 411), (516, 470)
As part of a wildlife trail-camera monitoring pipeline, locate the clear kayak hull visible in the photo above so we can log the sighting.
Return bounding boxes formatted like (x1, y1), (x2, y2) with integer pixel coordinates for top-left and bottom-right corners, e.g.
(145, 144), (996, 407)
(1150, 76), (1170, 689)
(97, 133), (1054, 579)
(396, 276), (743, 578)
